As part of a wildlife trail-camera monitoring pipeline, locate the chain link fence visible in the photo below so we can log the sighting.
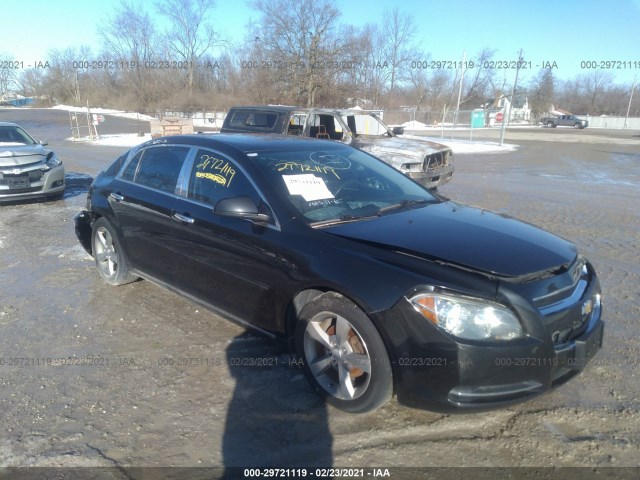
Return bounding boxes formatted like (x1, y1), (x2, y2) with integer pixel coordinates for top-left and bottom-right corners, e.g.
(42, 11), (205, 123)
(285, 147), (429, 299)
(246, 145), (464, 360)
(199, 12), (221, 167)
(382, 109), (514, 143)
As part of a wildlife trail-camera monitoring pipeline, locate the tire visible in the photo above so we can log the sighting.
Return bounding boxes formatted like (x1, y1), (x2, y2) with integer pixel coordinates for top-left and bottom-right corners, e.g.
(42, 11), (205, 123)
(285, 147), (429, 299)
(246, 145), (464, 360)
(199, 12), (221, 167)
(546, 121), (554, 128)
(294, 292), (393, 413)
(91, 217), (138, 286)
(574, 123), (580, 129)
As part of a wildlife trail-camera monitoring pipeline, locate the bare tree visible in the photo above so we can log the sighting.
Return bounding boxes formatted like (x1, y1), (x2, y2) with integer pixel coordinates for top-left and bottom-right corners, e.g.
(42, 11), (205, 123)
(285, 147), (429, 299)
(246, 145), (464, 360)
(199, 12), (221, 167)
(250, 0), (346, 107)
(19, 7), (636, 117)
(555, 77), (582, 113)
(330, 24), (393, 108)
(99, 0), (157, 106)
(379, 7), (417, 108)
(581, 71), (614, 113)
(17, 68), (46, 98)
(44, 46), (93, 104)
(365, 25), (392, 108)
(0, 52), (18, 97)
(408, 57), (457, 113)
(460, 47), (497, 107)
(156, 0), (224, 99)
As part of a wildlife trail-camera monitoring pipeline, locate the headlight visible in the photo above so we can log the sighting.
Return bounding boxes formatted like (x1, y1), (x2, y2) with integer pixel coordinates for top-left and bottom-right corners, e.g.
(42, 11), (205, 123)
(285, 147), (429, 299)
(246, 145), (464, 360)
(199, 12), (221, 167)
(410, 292), (523, 341)
(46, 152), (62, 168)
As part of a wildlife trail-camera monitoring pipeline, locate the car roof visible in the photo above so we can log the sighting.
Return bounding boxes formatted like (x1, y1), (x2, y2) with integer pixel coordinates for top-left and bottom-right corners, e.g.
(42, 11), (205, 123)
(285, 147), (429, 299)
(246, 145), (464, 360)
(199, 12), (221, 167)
(227, 106), (377, 116)
(0, 122), (20, 127)
(145, 133), (354, 154)
(228, 105), (303, 113)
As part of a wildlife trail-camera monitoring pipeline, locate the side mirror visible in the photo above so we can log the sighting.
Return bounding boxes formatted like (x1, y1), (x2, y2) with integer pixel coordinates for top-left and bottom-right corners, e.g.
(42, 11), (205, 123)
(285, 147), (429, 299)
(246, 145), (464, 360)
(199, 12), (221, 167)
(214, 196), (272, 224)
(39, 140), (49, 146)
(391, 126), (404, 135)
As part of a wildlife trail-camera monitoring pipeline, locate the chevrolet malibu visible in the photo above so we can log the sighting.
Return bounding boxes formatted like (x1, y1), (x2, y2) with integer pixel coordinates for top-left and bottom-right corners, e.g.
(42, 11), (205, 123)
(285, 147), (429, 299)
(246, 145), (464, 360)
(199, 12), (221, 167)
(0, 122), (65, 201)
(75, 134), (604, 413)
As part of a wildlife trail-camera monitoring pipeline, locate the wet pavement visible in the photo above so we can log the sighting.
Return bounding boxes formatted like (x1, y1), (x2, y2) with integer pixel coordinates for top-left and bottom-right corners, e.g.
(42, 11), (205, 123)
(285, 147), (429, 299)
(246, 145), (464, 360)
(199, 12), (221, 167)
(0, 108), (639, 475)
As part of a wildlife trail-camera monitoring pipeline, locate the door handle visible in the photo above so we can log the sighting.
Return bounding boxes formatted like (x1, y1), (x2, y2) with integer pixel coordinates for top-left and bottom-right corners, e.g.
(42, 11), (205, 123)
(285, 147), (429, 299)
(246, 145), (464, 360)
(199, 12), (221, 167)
(172, 212), (195, 224)
(109, 192), (124, 202)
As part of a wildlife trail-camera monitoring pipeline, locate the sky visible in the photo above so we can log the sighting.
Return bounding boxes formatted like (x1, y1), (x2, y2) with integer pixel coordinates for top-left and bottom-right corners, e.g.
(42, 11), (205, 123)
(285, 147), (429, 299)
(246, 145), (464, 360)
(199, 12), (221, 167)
(1, 0), (639, 87)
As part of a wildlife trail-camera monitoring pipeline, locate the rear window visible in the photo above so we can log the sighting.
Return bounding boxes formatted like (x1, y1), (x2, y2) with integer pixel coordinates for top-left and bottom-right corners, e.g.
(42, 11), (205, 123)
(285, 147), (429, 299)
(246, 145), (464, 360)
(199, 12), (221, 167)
(228, 110), (279, 129)
(104, 153), (128, 177)
(124, 146), (190, 194)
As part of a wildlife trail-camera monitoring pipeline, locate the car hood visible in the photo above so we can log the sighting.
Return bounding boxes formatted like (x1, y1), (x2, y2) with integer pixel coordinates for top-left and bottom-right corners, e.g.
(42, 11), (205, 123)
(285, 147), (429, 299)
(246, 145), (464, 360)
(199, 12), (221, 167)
(352, 136), (449, 162)
(324, 201), (577, 278)
(0, 144), (49, 167)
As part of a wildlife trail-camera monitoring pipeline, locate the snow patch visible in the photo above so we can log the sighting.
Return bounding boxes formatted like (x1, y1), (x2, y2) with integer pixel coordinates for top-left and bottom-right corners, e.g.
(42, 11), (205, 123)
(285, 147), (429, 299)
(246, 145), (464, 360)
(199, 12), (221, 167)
(52, 105), (156, 122)
(67, 133), (153, 147)
(399, 135), (518, 154)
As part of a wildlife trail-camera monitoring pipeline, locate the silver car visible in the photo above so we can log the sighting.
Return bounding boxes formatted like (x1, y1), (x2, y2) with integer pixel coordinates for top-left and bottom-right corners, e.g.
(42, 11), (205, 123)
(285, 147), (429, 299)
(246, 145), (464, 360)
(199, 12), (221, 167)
(0, 122), (64, 202)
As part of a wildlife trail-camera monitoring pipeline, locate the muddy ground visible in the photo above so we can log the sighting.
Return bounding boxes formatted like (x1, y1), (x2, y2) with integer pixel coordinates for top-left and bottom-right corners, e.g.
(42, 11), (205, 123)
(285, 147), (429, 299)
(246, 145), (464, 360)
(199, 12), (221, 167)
(0, 109), (639, 478)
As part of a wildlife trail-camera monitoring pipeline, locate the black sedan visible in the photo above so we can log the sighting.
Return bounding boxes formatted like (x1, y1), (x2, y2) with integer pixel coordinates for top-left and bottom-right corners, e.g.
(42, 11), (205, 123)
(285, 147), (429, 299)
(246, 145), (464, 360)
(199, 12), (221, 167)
(75, 134), (604, 413)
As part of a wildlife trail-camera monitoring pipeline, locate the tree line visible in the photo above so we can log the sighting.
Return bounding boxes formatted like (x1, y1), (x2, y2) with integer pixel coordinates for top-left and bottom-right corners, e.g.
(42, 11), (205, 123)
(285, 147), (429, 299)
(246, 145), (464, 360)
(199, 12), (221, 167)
(1, 0), (638, 119)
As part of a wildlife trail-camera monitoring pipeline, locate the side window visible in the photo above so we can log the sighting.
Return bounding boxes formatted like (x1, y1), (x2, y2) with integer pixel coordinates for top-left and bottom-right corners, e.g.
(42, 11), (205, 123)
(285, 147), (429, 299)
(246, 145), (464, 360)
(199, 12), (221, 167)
(120, 151), (143, 181)
(287, 114), (307, 136)
(307, 114), (343, 140)
(134, 146), (190, 194)
(188, 150), (258, 205)
(228, 111), (278, 129)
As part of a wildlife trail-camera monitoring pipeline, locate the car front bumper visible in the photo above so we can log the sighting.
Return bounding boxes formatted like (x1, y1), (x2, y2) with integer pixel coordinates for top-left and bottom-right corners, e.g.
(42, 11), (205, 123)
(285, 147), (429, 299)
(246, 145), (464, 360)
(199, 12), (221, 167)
(75, 210), (94, 255)
(372, 291), (604, 413)
(407, 163), (454, 190)
(0, 165), (65, 202)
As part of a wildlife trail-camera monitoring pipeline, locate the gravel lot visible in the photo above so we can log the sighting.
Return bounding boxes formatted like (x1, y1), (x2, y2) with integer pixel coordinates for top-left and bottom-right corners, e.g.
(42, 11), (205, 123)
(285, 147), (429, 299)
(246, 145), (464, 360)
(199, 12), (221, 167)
(0, 108), (639, 478)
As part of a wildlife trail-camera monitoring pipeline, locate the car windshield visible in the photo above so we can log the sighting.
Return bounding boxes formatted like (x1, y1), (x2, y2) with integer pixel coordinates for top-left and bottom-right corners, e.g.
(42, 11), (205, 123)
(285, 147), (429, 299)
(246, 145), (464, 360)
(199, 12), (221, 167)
(250, 145), (437, 226)
(0, 126), (37, 146)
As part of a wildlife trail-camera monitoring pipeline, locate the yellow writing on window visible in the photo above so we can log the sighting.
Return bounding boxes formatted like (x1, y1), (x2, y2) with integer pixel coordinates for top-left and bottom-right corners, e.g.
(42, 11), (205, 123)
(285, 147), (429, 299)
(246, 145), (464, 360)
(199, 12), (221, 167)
(196, 171), (227, 186)
(196, 154), (236, 187)
(275, 161), (340, 179)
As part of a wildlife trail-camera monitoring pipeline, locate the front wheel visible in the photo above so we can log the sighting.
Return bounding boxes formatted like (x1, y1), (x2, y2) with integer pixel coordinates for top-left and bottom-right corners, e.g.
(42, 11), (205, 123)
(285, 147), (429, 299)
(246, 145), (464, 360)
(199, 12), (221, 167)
(91, 217), (138, 286)
(574, 123), (581, 129)
(295, 292), (393, 413)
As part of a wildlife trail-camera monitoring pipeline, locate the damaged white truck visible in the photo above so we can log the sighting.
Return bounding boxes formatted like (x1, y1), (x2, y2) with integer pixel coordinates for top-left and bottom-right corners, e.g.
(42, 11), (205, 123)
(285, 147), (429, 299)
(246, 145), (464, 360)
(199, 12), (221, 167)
(220, 106), (454, 190)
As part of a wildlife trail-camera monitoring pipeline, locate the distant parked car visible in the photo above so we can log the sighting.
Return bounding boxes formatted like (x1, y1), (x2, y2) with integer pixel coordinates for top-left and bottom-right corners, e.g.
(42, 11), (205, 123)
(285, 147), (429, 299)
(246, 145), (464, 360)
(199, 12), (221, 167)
(75, 134), (604, 413)
(0, 122), (65, 202)
(540, 115), (589, 129)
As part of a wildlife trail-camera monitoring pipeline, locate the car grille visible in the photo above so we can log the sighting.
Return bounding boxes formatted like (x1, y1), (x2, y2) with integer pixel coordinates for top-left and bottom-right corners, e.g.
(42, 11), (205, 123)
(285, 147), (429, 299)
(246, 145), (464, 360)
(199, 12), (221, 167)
(533, 261), (587, 312)
(533, 261), (600, 346)
(0, 171), (44, 190)
(423, 151), (450, 171)
(0, 170), (44, 181)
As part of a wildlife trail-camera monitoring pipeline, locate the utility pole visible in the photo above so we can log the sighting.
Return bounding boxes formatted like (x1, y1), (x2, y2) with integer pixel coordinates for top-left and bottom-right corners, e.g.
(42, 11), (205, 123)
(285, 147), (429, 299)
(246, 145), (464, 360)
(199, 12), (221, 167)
(500, 48), (523, 145)
(624, 74), (637, 129)
(454, 50), (466, 128)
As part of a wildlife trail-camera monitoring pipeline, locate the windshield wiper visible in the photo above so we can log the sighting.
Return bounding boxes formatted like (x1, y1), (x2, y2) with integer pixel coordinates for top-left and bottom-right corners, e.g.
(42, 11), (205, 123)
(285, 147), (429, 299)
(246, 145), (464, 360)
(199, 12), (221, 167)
(310, 214), (374, 227)
(376, 199), (429, 215)
(310, 200), (429, 227)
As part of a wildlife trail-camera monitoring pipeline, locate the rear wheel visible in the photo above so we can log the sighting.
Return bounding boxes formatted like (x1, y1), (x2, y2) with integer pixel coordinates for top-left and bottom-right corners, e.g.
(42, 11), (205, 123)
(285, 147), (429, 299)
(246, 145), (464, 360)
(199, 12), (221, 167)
(547, 121), (554, 128)
(295, 292), (392, 413)
(91, 217), (138, 286)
